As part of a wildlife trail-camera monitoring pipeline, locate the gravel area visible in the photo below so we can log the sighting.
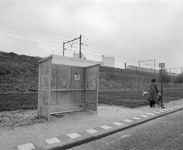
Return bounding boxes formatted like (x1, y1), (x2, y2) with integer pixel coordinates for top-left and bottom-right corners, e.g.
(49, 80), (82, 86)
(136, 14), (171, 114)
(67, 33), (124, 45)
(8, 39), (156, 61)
(0, 109), (46, 129)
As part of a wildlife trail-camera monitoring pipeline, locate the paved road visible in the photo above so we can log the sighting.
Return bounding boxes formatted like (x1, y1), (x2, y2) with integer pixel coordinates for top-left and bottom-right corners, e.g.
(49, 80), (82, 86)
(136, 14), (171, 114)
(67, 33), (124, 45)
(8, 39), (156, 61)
(69, 110), (183, 150)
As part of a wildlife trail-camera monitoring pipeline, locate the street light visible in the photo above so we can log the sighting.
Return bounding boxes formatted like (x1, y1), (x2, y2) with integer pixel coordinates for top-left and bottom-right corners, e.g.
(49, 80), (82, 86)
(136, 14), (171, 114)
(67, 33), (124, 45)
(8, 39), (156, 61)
(159, 63), (165, 108)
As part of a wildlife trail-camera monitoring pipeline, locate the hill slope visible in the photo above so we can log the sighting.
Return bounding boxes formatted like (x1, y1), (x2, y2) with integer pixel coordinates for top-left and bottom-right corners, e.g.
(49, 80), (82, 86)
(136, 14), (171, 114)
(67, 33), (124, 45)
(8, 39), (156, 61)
(0, 51), (177, 92)
(0, 52), (182, 111)
(0, 51), (41, 92)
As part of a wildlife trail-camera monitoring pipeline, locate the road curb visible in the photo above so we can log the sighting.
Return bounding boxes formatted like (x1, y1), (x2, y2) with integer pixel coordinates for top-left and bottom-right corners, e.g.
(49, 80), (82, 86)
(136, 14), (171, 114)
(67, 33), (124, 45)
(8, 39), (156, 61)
(45, 106), (183, 150)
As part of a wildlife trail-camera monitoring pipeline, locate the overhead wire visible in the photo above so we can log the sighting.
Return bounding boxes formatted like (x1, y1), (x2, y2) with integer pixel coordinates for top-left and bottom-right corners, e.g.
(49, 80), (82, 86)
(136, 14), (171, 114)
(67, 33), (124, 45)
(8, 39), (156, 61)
(0, 29), (155, 66)
(82, 39), (142, 62)
(0, 20), (85, 57)
(55, 40), (79, 55)
(82, 45), (134, 61)
(0, 29), (62, 45)
(0, 20), (163, 67)
(82, 36), (160, 65)
(0, 24), (66, 43)
(45, 46), (63, 57)
(82, 44), (139, 64)
(82, 37), (164, 66)
(82, 51), (138, 67)
(0, 20), (77, 48)
(0, 34), (59, 48)
(82, 37), (141, 57)
(0, 20), (75, 39)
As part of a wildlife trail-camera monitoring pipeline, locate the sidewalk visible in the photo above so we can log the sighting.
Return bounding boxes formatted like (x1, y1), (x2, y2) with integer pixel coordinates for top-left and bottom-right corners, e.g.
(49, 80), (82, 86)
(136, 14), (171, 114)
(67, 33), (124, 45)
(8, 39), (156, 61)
(1, 99), (183, 150)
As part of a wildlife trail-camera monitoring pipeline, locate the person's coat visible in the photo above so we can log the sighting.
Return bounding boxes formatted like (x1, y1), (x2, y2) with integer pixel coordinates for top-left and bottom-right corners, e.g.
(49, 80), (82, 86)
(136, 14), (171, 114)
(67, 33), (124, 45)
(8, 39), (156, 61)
(147, 84), (158, 102)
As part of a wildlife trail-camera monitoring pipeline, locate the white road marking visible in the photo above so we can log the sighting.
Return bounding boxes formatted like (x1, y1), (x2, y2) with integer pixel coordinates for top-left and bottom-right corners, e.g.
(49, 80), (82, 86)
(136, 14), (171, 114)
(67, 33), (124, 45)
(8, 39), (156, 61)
(45, 137), (61, 145)
(146, 113), (155, 116)
(132, 117), (141, 120)
(67, 133), (81, 139)
(86, 129), (98, 134)
(158, 110), (166, 112)
(154, 111), (161, 114)
(17, 143), (35, 150)
(140, 115), (148, 118)
(112, 122), (123, 126)
(123, 119), (133, 123)
(163, 109), (169, 111)
(120, 134), (131, 139)
(100, 125), (112, 130)
(167, 107), (174, 110)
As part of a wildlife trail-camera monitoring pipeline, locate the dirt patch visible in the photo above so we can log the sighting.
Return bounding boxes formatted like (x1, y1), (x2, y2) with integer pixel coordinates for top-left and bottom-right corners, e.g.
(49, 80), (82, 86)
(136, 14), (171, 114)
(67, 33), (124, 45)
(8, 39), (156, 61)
(0, 109), (46, 129)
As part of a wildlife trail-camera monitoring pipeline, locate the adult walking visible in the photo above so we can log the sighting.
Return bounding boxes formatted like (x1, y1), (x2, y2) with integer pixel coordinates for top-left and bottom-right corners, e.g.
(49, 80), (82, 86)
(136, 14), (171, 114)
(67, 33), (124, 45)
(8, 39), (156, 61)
(147, 79), (158, 108)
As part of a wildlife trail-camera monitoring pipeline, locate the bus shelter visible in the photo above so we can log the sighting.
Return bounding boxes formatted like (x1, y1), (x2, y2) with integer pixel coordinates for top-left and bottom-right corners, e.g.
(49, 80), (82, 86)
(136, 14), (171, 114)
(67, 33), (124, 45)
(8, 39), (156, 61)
(38, 54), (101, 121)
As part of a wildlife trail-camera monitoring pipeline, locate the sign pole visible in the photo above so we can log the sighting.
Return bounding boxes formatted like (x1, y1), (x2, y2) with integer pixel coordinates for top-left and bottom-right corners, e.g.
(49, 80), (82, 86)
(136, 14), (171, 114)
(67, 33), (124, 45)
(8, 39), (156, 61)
(160, 67), (163, 108)
(159, 63), (165, 108)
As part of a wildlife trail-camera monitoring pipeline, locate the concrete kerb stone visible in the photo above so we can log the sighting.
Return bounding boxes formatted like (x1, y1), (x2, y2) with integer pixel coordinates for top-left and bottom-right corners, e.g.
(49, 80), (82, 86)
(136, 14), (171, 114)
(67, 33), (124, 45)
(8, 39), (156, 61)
(44, 106), (183, 150)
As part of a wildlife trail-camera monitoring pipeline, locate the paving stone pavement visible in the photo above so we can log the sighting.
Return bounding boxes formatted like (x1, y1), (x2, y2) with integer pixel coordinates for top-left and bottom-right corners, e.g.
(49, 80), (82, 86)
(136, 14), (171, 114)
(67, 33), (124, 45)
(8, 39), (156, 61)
(0, 99), (183, 150)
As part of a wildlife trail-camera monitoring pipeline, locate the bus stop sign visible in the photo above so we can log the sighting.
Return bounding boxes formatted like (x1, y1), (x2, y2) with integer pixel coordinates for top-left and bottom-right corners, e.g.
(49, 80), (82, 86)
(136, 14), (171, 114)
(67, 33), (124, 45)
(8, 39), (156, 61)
(159, 63), (165, 68)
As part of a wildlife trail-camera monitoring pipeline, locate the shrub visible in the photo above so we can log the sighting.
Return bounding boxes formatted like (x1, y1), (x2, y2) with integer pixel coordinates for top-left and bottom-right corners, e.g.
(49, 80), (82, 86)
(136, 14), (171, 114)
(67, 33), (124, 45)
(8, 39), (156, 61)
(158, 69), (170, 83)
(175, 74), (183, 83)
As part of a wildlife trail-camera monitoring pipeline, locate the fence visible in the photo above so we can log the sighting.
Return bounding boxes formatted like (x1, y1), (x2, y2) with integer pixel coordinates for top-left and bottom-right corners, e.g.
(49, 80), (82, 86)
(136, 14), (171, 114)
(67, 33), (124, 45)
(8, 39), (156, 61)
(158, 83), (183, 89)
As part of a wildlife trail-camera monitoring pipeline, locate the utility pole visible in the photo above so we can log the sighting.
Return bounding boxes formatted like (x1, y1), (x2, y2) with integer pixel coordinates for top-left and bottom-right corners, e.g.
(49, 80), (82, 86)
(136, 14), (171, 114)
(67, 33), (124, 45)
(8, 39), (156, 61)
(139, 59), (156, 73)
(63, 35), (82, 58)
(124, 63), (126, 69)
(63, 42), (65, 56)
(159, 63), (165, 108)
(79, 35), (82, 58)
(160, 68), (163, 108)
(154, 59), (156, 73)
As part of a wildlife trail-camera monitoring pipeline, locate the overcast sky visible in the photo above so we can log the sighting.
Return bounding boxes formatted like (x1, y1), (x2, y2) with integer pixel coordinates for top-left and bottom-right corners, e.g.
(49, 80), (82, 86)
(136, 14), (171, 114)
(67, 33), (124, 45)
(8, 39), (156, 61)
(0, 0), (182, 73)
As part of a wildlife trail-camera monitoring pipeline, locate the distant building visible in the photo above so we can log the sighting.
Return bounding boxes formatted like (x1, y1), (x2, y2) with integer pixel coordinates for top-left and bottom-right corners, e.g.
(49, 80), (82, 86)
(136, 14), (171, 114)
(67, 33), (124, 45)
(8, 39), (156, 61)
(102, 55), (115, 67)
(73, 52), (86, 59)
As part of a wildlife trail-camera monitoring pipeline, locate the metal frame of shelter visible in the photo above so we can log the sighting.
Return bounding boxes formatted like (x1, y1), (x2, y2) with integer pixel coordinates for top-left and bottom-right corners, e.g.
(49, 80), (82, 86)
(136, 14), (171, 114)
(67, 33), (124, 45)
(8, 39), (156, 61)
(38, 54), (102, 121)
